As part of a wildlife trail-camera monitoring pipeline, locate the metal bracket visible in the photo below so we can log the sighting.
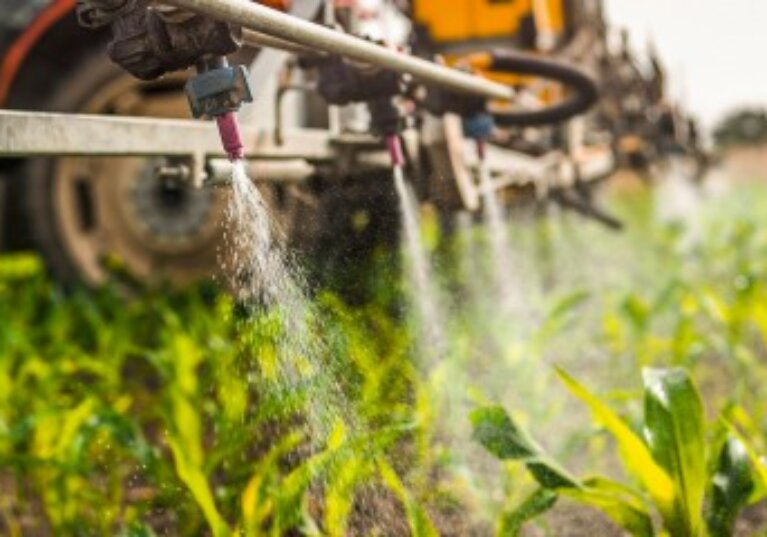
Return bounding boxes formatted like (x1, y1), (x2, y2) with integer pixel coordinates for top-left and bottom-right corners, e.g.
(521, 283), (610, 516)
(0, 109), (334, 187)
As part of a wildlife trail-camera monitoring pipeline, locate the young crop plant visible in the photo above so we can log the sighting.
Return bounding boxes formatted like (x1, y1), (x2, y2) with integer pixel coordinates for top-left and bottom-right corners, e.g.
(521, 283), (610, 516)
(0, 257), (470, 536)
(472, 367), (767, 536)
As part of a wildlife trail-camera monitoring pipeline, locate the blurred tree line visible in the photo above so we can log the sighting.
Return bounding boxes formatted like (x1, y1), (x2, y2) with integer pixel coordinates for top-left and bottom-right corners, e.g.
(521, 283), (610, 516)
(714, 108), (767, 148)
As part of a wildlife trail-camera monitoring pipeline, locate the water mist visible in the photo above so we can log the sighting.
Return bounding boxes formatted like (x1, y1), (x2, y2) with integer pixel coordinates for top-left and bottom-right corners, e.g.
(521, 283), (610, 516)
(221, 161), (350, 438)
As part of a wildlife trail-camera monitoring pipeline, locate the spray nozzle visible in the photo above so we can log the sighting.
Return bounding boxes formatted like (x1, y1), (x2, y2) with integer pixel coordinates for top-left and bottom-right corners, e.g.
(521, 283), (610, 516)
(385, 135), (405, 168)
(463, 112), (495, 161)
(215, 112), (245, 161)
(185, 58), (254, 161)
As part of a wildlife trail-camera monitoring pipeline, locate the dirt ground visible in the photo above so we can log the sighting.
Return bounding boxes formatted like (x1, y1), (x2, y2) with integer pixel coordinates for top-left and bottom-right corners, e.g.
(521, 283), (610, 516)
(722, 146), (767, 181)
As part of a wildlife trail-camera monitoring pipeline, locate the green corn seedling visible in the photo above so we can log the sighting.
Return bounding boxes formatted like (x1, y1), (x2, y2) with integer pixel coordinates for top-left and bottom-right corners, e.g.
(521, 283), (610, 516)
(472, 367), (767, 536)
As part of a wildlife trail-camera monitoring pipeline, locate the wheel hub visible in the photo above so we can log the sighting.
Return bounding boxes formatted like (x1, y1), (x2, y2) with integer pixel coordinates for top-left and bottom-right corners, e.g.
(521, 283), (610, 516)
(129, 160), (217, 246)
(47, 70), (229, 286)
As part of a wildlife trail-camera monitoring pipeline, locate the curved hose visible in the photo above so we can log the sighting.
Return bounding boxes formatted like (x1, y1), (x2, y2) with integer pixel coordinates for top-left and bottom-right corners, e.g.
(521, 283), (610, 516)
(485, 50), (599, 127)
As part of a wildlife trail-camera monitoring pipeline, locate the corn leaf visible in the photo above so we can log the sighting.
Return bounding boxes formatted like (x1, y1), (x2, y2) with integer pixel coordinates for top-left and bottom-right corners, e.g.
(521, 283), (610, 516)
(241, 432), (303, 535)
(706, 436), (755, 537)
(498, 488), (558, 537)
(556, 367), (675, 514)
(325, 456), (373, 537)
(120, 522), (158, 537)
(534, 291), (590, 344)
(723, 422), (767, 505)
(470, 406), (536, 460)
(470, 405), (579, 488)
(473, 406), (655, 536)
(168, 437), (230, 537)
(643, 368), (706, 537)
(723, 407), (767, 502)
(379, 460), (438, 537)
(622, 294), (650, 332)
(566, 478), (655, 537)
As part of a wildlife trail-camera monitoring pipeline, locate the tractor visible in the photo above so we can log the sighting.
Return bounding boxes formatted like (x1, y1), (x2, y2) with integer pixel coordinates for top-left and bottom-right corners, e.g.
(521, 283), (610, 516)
(0, 0), (689, 286)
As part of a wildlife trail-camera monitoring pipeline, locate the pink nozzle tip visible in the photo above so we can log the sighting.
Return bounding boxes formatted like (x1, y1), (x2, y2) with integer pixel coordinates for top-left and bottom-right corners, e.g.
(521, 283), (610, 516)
(476, 140), (487, 161)
(215, 112), (245, 161)
(385, 135), (405, 167)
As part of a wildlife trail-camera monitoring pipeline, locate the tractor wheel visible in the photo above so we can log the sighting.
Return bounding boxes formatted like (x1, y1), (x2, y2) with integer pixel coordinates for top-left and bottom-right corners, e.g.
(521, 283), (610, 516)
(24, 52), (231, 287)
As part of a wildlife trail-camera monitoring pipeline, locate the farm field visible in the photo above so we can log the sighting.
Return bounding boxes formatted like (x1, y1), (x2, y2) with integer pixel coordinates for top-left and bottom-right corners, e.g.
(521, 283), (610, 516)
(3, 0), (767, 534)
(2, 163), (767, 536)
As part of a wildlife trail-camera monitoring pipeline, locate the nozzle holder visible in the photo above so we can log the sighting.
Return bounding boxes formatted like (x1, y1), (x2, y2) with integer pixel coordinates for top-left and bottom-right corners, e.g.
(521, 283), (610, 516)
(368, 97), (403, 137)
(76, 0), (135, 28)
(312, 55), (402, 106)
(463, 112), (494, 142)
(185, 65), (253, 119)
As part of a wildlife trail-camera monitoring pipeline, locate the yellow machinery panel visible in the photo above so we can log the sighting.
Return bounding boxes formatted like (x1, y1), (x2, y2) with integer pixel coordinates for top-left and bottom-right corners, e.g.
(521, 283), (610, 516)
(413, 0), (569, 47)
(413, 0), (532, 44)
(471, 0), (533, 40)
(414, 0), (576, 102)
(413, 0), (473, 43)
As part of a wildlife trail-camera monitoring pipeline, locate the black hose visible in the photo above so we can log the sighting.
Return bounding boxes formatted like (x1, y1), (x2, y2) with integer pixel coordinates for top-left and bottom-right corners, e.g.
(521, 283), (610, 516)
(488, 50), (599, 127)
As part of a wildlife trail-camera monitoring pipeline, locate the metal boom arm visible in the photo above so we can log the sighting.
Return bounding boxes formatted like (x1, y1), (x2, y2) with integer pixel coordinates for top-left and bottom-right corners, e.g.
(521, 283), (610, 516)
(163, 0), (515, 101)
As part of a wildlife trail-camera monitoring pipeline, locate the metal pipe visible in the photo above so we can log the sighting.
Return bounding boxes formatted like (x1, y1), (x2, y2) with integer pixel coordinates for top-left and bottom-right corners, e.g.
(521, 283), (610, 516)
(242, 28), (315, 55)
(164, 0), (514, 101)
(0, 110), (334, 159)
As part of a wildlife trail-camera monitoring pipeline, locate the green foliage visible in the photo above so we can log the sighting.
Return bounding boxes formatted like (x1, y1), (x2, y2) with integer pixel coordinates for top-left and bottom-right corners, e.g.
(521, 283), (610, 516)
(643, 368), (707, 536)
(707, 437), (755, 537)
(557, 368), (675, 511)
(472, 404), (653, 536)
(470, 406), (578, 489)
(5, 181), (767, 535)
(0, 259), (450, 536)
(714, 108), (767, 148)
(473, 367), (766, 536)
(497, 488), (557, 535)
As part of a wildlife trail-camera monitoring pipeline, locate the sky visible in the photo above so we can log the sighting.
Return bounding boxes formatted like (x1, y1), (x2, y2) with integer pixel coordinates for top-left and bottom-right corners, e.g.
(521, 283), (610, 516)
(604, 0), (767, 128)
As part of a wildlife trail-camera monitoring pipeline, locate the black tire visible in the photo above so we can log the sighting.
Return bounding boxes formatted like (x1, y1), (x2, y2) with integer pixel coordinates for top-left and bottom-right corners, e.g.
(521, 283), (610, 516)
(22, 50), (227, 287)
(25, 52), (127, 284)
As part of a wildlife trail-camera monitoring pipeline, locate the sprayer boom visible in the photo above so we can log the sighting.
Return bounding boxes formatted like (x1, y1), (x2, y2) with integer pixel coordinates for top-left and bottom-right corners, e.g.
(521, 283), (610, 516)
(163, 0), (515, 102)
